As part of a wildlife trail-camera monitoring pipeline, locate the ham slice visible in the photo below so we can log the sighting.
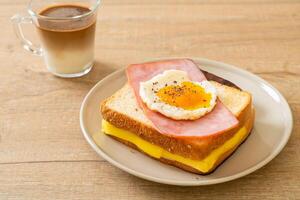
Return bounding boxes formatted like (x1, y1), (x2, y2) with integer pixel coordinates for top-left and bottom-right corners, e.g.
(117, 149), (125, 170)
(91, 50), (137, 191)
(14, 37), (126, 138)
(126, 59), (239, 138)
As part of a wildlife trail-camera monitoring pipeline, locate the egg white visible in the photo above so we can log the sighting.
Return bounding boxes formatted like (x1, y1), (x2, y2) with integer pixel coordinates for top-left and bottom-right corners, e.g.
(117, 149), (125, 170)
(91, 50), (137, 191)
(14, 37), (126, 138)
(139, 70), (217, 120)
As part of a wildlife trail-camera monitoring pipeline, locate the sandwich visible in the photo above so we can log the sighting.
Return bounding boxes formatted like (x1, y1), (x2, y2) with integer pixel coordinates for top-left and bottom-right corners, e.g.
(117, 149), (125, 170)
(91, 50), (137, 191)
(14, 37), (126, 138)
(100, 59), (254, 174)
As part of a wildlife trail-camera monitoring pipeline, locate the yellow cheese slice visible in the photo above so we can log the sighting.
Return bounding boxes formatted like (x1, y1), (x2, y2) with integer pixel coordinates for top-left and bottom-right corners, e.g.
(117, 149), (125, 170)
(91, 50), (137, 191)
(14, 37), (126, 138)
(98, 120), (249, 173)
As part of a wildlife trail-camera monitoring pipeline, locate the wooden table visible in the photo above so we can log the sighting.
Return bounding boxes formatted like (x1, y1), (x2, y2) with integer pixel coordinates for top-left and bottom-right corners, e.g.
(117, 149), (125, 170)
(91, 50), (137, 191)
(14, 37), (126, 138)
(1, 0), (299, 199)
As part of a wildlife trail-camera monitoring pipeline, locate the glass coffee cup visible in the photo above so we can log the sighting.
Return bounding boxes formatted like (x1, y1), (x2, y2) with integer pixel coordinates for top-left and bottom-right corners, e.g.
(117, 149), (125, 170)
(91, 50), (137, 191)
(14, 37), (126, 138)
(11, 0), (100, 78)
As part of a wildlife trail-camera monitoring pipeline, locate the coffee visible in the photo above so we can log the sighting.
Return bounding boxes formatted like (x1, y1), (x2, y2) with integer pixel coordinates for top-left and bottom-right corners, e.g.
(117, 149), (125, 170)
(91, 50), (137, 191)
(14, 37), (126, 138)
(36, 4), (96, 76)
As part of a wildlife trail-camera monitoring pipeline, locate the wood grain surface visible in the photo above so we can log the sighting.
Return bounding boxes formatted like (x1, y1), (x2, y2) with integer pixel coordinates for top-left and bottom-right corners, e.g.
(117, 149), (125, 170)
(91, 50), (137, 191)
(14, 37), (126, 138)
(0, 0), (299, 199)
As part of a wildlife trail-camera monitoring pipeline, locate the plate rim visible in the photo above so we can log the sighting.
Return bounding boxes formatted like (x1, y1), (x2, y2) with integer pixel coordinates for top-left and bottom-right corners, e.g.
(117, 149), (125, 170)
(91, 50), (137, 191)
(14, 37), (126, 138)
(80, 58), (293, 186)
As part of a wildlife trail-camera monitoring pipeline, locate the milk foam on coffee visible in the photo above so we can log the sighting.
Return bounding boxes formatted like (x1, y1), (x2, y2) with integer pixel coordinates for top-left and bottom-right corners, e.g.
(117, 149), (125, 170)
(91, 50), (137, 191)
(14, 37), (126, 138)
(37, 5), (96, 75)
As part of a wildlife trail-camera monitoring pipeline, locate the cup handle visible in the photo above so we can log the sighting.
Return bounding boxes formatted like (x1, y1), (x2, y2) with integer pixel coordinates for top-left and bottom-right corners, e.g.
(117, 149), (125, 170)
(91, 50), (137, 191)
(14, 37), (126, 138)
(11, 14), (43, 56)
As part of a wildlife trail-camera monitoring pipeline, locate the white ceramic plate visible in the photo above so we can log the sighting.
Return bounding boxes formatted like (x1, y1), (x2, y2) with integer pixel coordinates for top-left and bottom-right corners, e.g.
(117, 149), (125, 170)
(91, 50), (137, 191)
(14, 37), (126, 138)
(80, 58), (293, 186)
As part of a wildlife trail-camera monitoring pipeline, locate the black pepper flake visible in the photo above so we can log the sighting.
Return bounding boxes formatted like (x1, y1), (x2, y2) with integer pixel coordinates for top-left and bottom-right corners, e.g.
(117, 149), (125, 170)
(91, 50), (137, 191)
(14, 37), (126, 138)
(135, 108), (138, 111)
(165, 83), (168, 87)
(173, 81), (177, 84)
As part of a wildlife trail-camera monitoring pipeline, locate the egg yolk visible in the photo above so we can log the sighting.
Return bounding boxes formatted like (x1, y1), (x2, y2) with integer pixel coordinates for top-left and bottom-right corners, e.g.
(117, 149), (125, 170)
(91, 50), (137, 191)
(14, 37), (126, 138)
(156, 81), (212, 110)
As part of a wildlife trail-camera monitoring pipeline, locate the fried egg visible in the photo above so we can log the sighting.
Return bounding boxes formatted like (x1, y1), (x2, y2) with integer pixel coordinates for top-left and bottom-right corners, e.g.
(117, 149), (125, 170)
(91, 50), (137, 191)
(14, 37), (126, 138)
(139, 70), (217, 120)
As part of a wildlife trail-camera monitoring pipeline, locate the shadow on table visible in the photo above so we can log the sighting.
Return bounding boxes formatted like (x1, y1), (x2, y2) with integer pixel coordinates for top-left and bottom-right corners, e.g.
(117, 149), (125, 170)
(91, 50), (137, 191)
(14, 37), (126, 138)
(55, 60), (117, 85)
(86, 60), (117, 82)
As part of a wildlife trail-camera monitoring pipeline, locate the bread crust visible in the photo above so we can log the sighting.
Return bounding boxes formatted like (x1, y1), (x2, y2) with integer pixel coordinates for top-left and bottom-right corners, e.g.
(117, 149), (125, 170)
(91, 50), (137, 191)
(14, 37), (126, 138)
(107, 110), (254, 174)
(202, 70), (240, 90)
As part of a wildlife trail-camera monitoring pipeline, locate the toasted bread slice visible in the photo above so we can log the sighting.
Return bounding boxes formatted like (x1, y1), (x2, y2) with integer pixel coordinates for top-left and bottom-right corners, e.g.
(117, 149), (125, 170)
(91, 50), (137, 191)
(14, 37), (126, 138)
(101, 82), (252, 161)
(105, 109), (254, 174)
